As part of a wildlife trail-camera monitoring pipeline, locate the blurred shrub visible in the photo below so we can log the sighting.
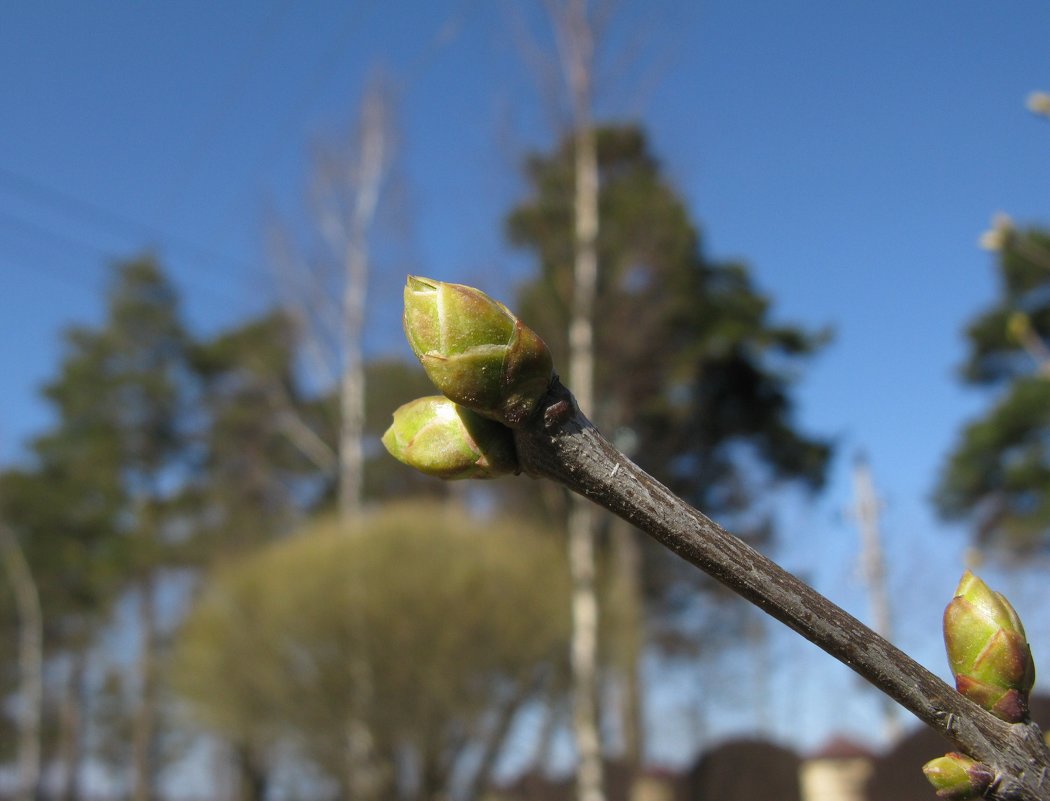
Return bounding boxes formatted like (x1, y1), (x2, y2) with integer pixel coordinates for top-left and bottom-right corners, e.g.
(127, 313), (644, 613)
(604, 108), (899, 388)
(172, 500), (570, 799)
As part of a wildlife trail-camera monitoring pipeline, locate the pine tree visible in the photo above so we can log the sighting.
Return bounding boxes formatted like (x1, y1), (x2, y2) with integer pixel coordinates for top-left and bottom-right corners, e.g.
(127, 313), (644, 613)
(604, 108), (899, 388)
(937, 224), (1050, 554)
(507, 124), (831, 760)
(509, 126), (830, 508)
(187, 310), (313, 555)
(0, 256), (191, 801)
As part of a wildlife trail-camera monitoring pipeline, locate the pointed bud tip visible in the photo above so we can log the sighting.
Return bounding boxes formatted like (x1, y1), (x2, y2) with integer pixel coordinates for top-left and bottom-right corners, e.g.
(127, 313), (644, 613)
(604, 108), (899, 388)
(954, 569), (976, 593)
(406, 275), (438, 293)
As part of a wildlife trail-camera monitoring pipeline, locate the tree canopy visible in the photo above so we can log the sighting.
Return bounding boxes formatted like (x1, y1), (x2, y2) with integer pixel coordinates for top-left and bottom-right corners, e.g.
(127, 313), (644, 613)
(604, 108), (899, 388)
(936, 227), (1050, 555)
(508, 125), (831, 516)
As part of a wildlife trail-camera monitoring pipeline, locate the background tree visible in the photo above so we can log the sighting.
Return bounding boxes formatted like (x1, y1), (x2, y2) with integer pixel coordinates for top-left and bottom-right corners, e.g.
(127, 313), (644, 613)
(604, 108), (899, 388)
(936, 223), (1050, 556)
(173, 502), (571, 801)
(271, 75), (396, 523)
(187, 310), (315, 556)
(0, 260), (171, 801)
(544, 3), (604, 797)
(507, 123), (831, 760)
(93, 259), (194, 801)
(0, 515), (41, 801)
(7, 257), (197, 801)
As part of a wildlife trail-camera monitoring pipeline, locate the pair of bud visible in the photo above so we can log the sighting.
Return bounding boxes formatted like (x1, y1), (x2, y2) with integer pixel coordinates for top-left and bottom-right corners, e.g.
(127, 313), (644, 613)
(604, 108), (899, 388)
(383, 277), (554, 479)
(922, 572), (1036, 799)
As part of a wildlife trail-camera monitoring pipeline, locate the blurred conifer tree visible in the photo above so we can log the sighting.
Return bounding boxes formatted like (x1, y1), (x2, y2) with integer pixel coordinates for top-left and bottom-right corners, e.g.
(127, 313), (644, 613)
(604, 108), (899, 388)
(937, 225), (1050, 555)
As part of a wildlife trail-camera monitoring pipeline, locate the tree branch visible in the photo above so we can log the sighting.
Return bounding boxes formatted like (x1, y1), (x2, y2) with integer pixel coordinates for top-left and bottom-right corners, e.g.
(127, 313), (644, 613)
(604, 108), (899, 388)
(513, 378), (1050, 801)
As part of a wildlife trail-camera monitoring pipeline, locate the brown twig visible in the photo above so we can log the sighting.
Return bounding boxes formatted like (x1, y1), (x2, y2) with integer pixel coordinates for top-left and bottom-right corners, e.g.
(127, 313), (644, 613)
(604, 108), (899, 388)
(513, 378), (1050, 801)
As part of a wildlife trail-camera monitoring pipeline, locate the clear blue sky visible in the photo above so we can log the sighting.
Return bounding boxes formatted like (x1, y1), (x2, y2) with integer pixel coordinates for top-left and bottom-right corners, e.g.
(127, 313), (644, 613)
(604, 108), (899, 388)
(2, 0), (1049, 764)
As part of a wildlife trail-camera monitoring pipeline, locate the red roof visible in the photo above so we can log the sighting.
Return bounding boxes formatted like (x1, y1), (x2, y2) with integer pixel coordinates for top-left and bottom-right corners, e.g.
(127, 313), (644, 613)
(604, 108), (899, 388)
(810, 735), (876, 760)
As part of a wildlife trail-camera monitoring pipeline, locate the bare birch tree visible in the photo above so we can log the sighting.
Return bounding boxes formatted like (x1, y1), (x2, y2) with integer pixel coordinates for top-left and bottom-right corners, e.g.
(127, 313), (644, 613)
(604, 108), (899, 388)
(271, 75), (396, 801)
(546, 3), (605, 799)
(850, 453), (902, 743)
(0, 518), (43, 801)
(272, 76), (395, 524)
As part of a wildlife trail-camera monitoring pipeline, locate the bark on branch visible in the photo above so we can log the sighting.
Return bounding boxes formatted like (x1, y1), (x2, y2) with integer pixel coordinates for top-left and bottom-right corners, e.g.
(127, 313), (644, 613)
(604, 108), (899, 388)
(512, 378), (1050, 801)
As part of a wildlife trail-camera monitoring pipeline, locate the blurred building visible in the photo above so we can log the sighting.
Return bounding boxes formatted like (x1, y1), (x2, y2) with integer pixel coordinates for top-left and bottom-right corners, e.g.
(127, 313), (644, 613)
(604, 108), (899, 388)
(866, 696), (1050, 801)
(685, 739), (803, 801)
(486, 761), (681, 801)
(800, 737), (875, 801)
(864, 725), (952, 801)
(489, 702), (1050, 801)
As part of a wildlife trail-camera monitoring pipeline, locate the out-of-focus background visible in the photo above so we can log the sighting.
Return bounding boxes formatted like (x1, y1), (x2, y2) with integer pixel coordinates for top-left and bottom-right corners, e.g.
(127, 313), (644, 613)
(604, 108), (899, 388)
(2, 2), (1049, 800)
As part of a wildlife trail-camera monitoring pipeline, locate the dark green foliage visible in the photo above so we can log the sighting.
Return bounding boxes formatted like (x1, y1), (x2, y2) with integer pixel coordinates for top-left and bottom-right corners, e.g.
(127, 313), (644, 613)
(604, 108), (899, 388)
(0, 256), (195, 792)
(959, 231), (1050, 386)
(508, 125), (831, 512)
(0, 468), (122, 630)
(937, 228), (1050, 554)
(0, 256), (190, 629)
(186, 311), (311, 555)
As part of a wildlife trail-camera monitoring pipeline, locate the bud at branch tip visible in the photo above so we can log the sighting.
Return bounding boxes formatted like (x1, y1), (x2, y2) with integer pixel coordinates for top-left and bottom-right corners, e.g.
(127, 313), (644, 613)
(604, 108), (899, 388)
(943, 570), (1035, 723)
(402, 276), (554, 427)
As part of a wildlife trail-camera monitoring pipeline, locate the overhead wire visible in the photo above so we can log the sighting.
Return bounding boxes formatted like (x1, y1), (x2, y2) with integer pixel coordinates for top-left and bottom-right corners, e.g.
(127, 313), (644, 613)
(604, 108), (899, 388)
(0, 164), (257, 281)
(1, 254), (103, 295)
(0, 1), (478, 316)
(0, 0), (379, 316)
(0, 205), (243, 309)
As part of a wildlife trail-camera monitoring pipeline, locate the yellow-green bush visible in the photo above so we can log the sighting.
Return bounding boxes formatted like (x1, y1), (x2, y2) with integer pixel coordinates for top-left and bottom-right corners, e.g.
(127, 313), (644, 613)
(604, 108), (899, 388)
(172, 501), (570, 794)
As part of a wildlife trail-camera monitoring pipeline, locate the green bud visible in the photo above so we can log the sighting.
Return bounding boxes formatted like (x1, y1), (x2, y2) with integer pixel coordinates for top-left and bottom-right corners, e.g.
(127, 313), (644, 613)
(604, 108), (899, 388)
(922, 753), (993, 800)
(402, 276), (553, 426)
(382, 396), (518, 480)
(943, 571), (1035, 722)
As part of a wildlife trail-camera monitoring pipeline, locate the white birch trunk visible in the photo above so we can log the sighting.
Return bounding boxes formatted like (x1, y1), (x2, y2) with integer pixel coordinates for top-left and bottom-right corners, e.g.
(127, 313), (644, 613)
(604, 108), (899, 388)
(610, 516), (644, 768)
(319, 83), (392, 801)
(131, 572), (159, 801)
(558, 2), (605, 798)
(56, 649), (88, 801)
(337, 88), (387, 524)
(851, 455), (902, 743)
(0, 520), (42, 801)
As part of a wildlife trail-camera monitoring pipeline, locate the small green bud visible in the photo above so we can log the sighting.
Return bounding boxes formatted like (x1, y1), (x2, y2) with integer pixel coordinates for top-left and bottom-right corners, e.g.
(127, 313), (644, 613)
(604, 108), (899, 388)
(943, 571), (1035, 722)
(922, 753), (993, 800)
(402, 276), (553, 426)
(382, 396), (518, 480)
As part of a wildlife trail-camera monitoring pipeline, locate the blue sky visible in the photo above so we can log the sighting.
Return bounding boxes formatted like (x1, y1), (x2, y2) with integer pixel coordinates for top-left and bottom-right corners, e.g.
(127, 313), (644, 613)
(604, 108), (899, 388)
(2, 0), (1050, 763)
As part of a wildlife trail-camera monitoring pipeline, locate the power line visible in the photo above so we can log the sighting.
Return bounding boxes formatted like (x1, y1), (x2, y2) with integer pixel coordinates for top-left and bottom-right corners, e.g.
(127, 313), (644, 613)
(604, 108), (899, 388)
(1, 253), (103, 294)
(0, 207), (245, 309)
(0, 207), (113, 261)
(0, 164), (256, 280)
